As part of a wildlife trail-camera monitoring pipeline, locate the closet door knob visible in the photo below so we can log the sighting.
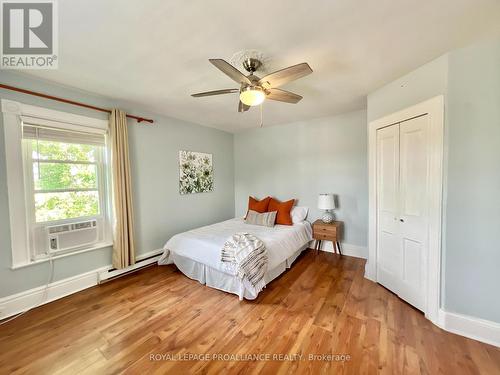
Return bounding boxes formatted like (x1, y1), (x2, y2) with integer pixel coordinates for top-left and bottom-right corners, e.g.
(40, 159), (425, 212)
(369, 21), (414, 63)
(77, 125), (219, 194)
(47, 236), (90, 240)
(399, 218), (405, 222)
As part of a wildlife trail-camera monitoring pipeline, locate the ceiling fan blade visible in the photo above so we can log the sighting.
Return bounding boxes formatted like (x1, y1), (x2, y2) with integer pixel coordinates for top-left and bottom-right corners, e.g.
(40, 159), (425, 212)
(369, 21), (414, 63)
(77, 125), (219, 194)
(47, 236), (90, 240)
(191, 89), (239, 97)
(266, 88), (303, 104)
(238, 100), (250, 112)
(209, 59), (252, 85)
(259, 63), (312, 89)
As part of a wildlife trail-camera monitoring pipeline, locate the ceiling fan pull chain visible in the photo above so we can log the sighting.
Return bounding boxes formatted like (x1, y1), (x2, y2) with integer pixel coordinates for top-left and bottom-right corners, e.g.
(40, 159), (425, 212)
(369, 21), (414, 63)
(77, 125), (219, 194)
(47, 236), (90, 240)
(260, 103), (264, 128)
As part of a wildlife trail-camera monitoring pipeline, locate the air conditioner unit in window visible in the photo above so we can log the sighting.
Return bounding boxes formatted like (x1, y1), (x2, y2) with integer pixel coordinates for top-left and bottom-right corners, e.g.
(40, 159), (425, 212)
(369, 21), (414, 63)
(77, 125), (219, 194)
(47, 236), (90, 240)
(46, 219), (98, 254)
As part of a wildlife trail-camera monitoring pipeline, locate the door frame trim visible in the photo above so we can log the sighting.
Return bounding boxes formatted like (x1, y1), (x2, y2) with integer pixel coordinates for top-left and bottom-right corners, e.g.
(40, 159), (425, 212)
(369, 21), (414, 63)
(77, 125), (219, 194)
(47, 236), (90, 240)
(366, 95), (444, 324)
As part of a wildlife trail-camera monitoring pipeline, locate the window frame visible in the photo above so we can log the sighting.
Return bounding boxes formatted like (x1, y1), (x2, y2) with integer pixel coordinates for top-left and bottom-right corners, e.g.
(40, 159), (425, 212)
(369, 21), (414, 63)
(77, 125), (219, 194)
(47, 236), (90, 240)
(2, 99), (113, 268)
(23, 138), (106, 225)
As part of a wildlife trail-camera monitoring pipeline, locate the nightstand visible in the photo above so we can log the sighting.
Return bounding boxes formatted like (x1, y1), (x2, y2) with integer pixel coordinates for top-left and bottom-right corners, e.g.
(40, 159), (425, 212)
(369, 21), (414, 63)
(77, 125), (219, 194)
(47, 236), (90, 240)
(312, 219), (342, 255)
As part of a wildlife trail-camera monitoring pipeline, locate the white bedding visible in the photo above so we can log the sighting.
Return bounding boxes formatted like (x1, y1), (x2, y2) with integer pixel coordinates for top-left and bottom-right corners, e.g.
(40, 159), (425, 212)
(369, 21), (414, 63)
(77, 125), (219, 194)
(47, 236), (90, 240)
(158, 218), (313, 298)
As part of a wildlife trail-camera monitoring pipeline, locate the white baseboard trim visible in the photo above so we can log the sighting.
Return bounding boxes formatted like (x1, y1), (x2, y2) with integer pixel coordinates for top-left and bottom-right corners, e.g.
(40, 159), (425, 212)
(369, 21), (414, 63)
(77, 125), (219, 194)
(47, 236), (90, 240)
(98, 249), (163, 282)
(362, 267), (499, 347)
(438, 309), (500, 348)
(136, 248), (164, 261)
(0, 267), (107, 319)
(360, 272), (500, 348)
(0, 249), (163, 320)
(312, 240), (367, 259)
(363, 261), (376, 281)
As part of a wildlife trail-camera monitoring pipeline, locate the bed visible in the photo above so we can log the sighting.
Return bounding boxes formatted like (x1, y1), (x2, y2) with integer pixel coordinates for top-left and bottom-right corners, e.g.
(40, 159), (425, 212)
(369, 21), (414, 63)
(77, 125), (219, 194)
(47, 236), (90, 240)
(158, 218), (313, 299)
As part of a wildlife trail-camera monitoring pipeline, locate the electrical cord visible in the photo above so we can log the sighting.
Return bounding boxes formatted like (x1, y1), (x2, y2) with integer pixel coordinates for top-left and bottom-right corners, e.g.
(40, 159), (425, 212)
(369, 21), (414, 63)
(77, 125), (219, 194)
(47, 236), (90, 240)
(0, 254), (55, 325)
(1, 132), (56, 325)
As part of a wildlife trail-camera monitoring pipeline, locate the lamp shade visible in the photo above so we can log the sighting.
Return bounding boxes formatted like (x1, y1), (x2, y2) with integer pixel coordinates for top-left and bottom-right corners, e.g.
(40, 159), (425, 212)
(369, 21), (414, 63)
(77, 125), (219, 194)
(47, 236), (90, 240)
(240, 87), (265, 106)
(318, 193), (335, 210)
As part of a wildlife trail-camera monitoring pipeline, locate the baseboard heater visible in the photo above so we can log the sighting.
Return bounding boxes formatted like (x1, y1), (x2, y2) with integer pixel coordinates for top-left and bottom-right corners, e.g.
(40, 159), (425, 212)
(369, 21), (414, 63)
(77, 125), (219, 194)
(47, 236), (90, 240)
(98, 252), (162, 284)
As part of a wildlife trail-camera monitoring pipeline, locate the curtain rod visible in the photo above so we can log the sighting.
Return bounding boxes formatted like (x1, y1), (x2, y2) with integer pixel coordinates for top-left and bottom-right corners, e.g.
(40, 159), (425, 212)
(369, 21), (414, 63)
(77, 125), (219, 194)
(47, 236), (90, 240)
(0, 83), (154, 124)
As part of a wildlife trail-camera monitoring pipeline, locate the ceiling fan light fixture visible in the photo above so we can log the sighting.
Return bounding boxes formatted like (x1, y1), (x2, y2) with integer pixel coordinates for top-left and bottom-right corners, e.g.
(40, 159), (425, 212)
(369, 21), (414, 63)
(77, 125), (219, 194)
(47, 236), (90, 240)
(191, 58), (312, 114)
(240, 86), (265, 106)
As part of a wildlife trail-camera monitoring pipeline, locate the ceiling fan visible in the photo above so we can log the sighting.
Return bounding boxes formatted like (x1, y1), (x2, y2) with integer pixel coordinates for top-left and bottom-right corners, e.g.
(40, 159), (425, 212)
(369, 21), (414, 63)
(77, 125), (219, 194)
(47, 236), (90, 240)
(191, 58), (313, 112)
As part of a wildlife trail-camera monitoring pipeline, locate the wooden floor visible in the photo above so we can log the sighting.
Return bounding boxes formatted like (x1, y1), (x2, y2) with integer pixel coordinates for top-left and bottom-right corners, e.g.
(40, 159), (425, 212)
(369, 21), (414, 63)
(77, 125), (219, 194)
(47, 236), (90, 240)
(1, 250), (499, 374)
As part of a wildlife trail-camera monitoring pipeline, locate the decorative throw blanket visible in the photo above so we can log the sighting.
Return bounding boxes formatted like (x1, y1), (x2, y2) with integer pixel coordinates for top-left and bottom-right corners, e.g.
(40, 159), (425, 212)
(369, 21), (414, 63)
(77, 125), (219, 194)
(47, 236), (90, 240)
(221, 232), (268, 295)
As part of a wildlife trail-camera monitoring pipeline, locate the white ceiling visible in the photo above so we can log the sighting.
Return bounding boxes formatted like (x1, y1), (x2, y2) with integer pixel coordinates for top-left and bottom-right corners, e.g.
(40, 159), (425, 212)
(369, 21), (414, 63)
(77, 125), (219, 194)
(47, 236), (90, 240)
(22, 0), (500, 132)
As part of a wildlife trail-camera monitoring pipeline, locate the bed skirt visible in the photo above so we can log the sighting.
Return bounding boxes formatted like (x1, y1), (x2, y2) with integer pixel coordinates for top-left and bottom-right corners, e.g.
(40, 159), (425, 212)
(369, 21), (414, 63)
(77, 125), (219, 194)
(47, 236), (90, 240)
(163, 244), (309, 300)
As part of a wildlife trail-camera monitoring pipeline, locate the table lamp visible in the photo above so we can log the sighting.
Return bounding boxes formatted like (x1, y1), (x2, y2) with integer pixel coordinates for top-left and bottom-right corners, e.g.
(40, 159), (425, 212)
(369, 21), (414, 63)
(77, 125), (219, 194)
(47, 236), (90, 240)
(318, 193), (335, 223)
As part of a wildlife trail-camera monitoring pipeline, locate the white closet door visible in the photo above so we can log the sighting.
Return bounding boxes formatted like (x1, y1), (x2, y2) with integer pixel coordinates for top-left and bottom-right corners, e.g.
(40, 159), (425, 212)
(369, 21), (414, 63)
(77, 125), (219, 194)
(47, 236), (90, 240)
(376, 115), (430, 312)
(376, 124), (401, 295)
(397, 115), (429, 310)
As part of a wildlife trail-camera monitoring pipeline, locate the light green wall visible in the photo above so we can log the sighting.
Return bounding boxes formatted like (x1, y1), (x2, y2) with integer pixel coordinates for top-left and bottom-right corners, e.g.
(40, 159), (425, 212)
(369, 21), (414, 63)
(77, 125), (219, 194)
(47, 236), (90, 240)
(0, 71), (234, 297)
(444, 39), (500, 322)
(367, 54), (449, 122)
(367, 38), (500, 323)
(234, 110), (368, 250)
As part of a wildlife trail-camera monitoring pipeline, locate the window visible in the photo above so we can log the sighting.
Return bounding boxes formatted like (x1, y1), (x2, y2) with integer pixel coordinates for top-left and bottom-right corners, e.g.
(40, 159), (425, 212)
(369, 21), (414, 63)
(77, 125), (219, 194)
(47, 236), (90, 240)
(22, 123), (112, 259)
(2, 100), (112, 267)
(23, 125), (105, 223)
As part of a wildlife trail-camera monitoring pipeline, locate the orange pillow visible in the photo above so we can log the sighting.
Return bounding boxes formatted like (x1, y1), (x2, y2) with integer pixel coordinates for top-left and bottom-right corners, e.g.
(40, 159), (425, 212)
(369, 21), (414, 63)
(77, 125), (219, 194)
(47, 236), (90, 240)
(248, 196), (271, 214)
(268, 198), (295, 225)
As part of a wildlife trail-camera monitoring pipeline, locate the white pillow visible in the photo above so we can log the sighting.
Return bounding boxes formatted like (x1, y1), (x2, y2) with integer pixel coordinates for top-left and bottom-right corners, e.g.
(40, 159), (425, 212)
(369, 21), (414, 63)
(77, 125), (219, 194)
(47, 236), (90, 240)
(291, 206), (308, 224)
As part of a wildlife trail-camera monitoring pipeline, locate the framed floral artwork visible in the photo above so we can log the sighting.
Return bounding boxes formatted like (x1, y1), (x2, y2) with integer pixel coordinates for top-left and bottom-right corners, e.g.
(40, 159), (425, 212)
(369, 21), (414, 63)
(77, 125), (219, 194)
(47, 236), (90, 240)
(179, 150), (213, 194)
